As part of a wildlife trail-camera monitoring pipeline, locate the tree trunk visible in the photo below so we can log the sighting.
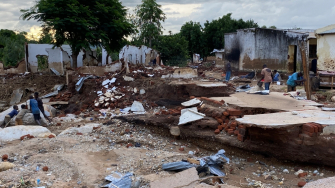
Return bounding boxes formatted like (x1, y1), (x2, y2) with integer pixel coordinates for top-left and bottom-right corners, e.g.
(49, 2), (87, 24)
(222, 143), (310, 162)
(149, 37), (152, 48)
(72, 51), (79, 68)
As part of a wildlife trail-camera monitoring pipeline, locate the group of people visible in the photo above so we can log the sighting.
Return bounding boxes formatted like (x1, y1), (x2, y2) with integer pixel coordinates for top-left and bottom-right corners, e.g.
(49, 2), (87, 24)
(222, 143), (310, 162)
(224, 62), (305, 92)
(4, 92), (51, 126)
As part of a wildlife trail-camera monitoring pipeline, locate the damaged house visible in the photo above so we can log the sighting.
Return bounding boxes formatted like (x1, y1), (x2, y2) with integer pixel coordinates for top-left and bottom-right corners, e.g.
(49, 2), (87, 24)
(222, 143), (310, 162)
(315, 24), (335, 71)
(119, 45), (159, 65)
(224, 28), (313, 73)
(25, 44), (112, 75)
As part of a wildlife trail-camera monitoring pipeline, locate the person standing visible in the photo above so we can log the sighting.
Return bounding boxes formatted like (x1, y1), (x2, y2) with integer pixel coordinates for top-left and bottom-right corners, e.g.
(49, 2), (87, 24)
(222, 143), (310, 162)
(225, 61), (232, 81)
(29, 95), (41, 125)
(287, 72), (306, 92)
(261, 64), (272, 90)
(34, 92), (51, 123)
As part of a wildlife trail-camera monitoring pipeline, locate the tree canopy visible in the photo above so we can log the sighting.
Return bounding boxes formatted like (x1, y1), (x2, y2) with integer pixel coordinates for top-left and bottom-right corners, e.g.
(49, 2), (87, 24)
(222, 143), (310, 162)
(180, 21), (204, 59)
(135, 0), (166, 47)
(20, 0), (134, 68)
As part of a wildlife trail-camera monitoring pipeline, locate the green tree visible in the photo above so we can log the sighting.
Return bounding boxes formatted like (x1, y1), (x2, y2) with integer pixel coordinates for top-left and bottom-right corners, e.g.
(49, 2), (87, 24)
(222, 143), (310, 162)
(180, 21), (204, 59)
(153, 34), (189, 66)
(136, 0), (166, 47)
(20, 0), (134, 68)
(261, 25), (267, 29)
(203, 13), (259, 56)
(0, 30), (28, 66)
(269, 25), (277, 29)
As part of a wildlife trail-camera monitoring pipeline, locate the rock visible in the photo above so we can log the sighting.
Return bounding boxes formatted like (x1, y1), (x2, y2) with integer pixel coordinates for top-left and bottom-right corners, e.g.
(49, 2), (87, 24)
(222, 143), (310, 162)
(123, 76), (134, 81)
(0, 162), (15, 172)
(283, 169), (289, 174)
(0, 126), (51, 142)
(131, 101), (145, 112)
(331, 96), (335, 102)
(298, 172), (308, 178)
(295, 169), (304, 176)
(59, 123), (101, 135)
(170, 126), (180, 136)
(320, 173), (324, 176)
(37, 133), (56, 138)
(140, 89), (146, 95)
(150, 167), (199, 188)
(22, 113), (48, 126)
(298, 181), (306, 187)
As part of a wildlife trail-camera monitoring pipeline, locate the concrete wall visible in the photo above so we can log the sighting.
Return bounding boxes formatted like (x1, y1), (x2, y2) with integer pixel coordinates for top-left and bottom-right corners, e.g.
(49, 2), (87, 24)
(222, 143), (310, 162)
(225, 28), (307, 73)
(316, 34), (335, 70)
(0, 60), (26, 75)
(119, 45), (158, 65)
(102, 48), (112, 66)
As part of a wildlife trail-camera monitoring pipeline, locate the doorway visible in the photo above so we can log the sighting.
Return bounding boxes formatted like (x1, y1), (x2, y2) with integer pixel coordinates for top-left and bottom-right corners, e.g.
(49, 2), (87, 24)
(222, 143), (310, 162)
(288, 45), (297, 73)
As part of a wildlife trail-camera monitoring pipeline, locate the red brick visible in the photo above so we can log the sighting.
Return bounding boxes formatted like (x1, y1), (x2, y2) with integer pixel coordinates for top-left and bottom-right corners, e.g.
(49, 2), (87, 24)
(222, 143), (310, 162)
(237, 134), (244, 142)
(302, 131), (316, 137)
(126, 143), (133, 148)
(298, 172), (307, 178)
(179, 147), (184, 151)
(303, 124), (316, 133)
(42, 166), (49, 171)
(238, 125), (246, 129)
(214, 129), (221, 134)
(228, 129), (234, 135)
(234, 130), (239, 136)
(74, 111), (81, 115)
(298, 182), (306, 187)
(227, 108), (242, 116)
(190, 96), (195, 99)
(218, 125), (224, 131)
(56, 123), (61, 126)
(223, 111), (229, 116)
(48, 135), (55, 139)
(225, 119), (229, 124)
(76, 132), (83, 135)
(217, 119), (223, 124)
(2, 154), (8, 161)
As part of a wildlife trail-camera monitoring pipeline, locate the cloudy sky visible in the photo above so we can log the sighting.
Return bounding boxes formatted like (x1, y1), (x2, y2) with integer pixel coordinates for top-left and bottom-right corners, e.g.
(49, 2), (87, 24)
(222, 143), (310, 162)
(1, 0), (335, 37)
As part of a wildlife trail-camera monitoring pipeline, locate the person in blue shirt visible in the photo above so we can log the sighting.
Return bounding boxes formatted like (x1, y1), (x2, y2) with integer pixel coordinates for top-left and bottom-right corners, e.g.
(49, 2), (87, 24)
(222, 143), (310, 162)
(4, 105), (19, 125)
(286, 72), (305, 92)
(273, 70), (280, 82)
(29, 95), (41, 125)
(225, 61), (232, 81)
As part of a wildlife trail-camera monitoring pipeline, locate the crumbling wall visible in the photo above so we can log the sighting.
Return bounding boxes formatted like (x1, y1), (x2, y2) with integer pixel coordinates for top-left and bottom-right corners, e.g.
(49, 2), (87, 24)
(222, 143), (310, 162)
(83, 49), (98, 66)
(0, 60), (26, 75)
(119, 45), (158, 65)
(316, 34), (335, 71)
(45, 48), (63, 74)
(102, 48), (112, 66)
(225, 28), (307, 73)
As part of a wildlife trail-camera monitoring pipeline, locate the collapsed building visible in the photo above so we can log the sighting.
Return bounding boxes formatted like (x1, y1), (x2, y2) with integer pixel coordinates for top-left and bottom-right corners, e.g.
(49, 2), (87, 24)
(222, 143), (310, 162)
(224, 28), (314, 73)
(119, 45), (159, 65)
(315, 24), (335, 71)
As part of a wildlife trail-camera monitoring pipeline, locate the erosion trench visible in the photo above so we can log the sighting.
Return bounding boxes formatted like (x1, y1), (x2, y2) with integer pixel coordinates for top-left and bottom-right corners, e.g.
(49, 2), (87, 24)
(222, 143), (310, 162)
(116, 101), (335, 168)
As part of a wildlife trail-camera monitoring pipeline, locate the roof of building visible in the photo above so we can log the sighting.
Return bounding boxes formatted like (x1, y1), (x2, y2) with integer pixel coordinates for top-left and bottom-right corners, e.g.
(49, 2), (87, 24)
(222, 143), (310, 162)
(318, 28), (335, 35)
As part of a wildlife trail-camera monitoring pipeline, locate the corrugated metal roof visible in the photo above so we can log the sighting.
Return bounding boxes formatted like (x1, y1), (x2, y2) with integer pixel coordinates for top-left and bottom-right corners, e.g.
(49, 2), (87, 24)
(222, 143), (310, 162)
(318, 28), (335, 34)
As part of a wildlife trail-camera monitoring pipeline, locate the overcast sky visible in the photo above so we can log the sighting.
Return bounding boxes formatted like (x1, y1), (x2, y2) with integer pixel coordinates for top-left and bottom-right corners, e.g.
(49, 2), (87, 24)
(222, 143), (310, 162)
(1, 0), (335, 36)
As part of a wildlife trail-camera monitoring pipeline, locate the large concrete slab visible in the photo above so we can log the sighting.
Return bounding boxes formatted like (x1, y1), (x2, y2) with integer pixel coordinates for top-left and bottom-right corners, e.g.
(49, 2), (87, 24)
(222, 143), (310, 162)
(304, 176), (335, 188)
(236, 110), (335, 129)
(212, 92), (321, 111)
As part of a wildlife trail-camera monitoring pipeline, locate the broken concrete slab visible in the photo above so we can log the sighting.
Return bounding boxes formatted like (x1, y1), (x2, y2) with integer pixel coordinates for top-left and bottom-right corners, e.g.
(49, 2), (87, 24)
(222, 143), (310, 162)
(131, 101), (145, 112)
(150, 167), (199, 188)
(9, 88), (23, 106)
(179, 109), (205, 125)
(0, 126), (51, 142)
(182, 98), (201, 107)
(58, 123), (101, 135)
(170, 126), (180, 136)
(123, 76), (134, 81)
(236, 110), (335, 129)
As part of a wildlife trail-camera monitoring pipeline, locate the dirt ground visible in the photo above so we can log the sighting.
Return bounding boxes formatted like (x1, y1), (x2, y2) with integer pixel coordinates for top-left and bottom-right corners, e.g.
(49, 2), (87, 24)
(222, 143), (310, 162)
(1, 116), (335, 188)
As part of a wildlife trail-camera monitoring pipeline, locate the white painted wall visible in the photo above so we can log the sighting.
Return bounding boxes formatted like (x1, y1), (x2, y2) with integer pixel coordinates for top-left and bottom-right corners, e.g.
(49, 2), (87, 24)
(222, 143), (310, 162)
(119, 45), (158, 65)
(102, 48), (112, 65)
(316, 34), (335, 71)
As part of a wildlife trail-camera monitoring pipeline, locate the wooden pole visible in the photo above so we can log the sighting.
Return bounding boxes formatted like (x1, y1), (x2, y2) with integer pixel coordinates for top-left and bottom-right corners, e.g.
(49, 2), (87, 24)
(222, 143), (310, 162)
(299, 41), (311, 100)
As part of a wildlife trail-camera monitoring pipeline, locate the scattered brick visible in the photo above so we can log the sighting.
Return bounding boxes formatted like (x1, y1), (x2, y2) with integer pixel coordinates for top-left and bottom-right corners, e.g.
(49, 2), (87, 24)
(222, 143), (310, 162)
(190, 96), (195, 99)
(228, 129), (234, 135)
(76, 132), (83, 135)
(48, 135), (55, 139)
(237, 134), (244, 142)
(59, 114), (66, 118)
(218, 125), (224, 131)
(234, 130), (239, 136)
(238, 125), (246, 129)
(223, 111), (229, 116)
(42, 166), (49, 171)
(56, 123), (61, 126)
(126, 143), (133, 148)
(217, 119), (223, 124)
(298, 181), (306, 187)
(214, 129), (221, 134)
(2, 154), (8, 161)
(179, 147), (184, 151)
(303, 123), (317, 133)
(239, 129), (246, 136)
(298, 172), (308, 178)
(227, 108), (242, 116)
(74, 111), (81, 115)
(93, 127), (100, 130)
(20, 134), (35, 140)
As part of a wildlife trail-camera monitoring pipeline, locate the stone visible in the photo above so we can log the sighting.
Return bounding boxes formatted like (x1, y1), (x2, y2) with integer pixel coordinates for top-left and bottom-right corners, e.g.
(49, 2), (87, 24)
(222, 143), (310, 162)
(140, 89), (146, 95)
(179, 147), (184, 151)
(214, 129), (220, 134)
(331, 96), (335, 102)
(150, 167), (199, 188)
(170, 126), (180, 136)
(298, 181), (306, 187)
(22, 113), (48, 126)
(0, 126), (51, 142)
(283, 169), (289, 174)
(59, 123), (101, 135)
(298, 172), (308, 178)
(0, 162), (15, 172)
(37, 133), (56, 138)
